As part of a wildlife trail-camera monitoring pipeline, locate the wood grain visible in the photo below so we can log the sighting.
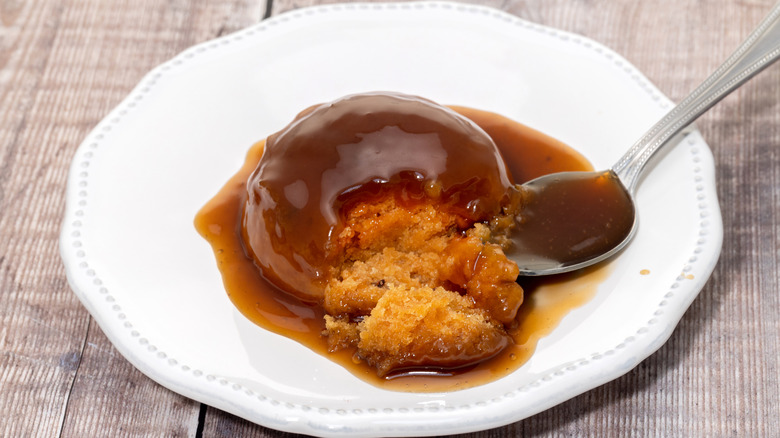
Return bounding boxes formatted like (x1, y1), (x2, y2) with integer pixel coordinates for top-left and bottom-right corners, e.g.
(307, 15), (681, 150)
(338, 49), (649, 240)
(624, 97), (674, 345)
(1, 0), (778, 437)
(0, 0), (266, 436)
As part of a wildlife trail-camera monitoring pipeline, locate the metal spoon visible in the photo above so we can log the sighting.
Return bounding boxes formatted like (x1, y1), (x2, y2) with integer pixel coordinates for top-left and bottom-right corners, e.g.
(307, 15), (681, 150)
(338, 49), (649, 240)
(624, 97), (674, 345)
(509, 2), (780, 276)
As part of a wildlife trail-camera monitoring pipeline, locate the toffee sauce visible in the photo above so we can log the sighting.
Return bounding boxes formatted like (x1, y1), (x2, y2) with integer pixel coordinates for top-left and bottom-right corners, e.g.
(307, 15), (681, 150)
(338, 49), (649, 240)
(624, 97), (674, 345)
(242, 93), (517, 302)
(195, 107), (610, 392)
(508, 170), (635, 271)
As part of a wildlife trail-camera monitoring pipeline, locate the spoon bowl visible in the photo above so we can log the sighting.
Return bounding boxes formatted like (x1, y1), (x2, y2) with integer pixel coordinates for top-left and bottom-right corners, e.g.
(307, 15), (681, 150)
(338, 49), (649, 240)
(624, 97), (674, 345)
(508, 170), (636, 275)
(510, 2), (780, 275)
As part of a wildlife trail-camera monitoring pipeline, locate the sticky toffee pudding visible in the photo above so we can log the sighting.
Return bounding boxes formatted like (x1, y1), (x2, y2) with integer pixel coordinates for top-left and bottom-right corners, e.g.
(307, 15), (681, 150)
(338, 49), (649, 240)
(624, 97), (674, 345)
(195, 92), (607, 391)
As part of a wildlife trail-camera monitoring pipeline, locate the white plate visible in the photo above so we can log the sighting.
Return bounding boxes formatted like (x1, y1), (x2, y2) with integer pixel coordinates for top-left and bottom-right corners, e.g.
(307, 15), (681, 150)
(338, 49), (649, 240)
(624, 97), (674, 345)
(60, 2), (722, 436)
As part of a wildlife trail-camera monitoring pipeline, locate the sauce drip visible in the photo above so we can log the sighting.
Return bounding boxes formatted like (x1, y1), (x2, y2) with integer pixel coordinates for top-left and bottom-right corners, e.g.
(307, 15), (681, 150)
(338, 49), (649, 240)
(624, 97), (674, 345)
(509, 170), (635, 272)
(195, 104), (609, 392)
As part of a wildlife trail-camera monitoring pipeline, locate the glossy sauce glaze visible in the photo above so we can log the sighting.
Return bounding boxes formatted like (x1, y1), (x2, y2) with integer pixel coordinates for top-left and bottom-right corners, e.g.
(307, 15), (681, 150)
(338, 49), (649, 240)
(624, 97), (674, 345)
(195, 105), (609, 392)
(242, 93), (517, 302)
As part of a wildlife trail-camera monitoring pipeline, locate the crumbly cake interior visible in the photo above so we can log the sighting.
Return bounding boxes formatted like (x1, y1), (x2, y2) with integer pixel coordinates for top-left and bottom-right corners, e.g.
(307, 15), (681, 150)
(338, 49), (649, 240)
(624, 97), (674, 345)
(322, 197), (524, 376)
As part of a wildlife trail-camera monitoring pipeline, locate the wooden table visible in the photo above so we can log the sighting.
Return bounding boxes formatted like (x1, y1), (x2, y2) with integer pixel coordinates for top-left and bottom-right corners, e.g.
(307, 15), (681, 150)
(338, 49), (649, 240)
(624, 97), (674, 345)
(2, 0), (778, 436)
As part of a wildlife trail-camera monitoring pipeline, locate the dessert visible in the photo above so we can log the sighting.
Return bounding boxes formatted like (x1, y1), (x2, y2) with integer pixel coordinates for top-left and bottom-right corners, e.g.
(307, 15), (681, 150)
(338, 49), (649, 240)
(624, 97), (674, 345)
(242, 92), (524, 376)
(195, 91), (601, 390)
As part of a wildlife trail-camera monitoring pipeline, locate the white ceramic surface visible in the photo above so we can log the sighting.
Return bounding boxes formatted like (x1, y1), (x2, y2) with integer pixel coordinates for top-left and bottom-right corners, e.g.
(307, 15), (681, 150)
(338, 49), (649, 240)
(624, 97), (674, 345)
(60, 2), (723, 437)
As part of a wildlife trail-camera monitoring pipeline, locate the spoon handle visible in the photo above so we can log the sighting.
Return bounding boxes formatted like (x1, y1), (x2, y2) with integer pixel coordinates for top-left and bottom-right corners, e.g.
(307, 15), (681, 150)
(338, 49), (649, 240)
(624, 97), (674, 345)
(612, 2), (780, 192)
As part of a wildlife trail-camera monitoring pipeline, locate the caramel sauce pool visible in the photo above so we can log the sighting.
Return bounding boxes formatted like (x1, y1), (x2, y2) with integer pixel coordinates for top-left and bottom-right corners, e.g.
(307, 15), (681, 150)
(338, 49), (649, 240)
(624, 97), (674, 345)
(195, 107), (610, 392)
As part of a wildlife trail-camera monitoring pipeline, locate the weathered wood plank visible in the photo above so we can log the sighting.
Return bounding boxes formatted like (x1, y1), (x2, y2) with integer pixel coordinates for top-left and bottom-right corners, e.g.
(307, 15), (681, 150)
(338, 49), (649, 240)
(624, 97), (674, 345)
(0, 1), (94, 435)
(0, 0), (266, 437)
